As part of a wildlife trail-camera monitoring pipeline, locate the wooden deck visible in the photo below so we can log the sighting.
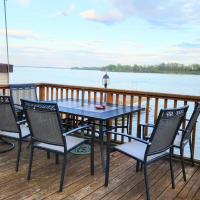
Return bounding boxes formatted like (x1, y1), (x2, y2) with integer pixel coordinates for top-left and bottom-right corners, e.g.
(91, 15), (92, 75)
(0, 142), (200, 200)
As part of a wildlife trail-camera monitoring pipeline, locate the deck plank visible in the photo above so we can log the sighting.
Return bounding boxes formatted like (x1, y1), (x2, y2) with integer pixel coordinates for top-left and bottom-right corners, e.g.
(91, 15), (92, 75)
(0, 142), (199, 200)
(102, 160), (167, 200)
(192, 187), (200, 200)
(24, 152), (125, 200)
(44, 154), (133, 200)
(137, 160), (187, 200)
(119, 160), (181, 200)
(157, 164), (198, 200)
(51, 155), (135, 200)
(175, 167), (200, 200)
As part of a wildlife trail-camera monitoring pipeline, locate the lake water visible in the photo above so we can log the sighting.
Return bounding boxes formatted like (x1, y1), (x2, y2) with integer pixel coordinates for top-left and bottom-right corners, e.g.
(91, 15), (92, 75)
(10, 67), (200, 158)
(10, 67), (200, 95)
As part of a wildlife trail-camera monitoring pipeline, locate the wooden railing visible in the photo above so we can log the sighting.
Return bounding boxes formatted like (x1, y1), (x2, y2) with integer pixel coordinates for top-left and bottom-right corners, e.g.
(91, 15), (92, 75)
(0, 85), (9, 95)
(1, 83), (200, 161)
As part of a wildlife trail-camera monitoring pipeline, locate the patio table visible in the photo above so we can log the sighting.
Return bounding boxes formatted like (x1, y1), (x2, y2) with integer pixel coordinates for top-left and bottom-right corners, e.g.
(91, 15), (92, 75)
(48, 99), (143, 170)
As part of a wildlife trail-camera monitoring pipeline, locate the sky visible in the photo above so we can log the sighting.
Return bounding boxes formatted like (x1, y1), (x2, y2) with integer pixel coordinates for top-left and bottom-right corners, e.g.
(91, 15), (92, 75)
(0, 0), (200, 67)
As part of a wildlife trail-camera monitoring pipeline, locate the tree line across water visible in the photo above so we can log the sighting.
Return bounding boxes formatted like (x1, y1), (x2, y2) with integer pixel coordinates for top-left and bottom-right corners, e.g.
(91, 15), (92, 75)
(72, 63), (200, 75)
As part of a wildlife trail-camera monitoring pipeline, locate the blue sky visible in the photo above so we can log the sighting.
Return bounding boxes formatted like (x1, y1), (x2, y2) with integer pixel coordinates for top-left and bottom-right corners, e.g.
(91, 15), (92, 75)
(0, 0), (200, 67)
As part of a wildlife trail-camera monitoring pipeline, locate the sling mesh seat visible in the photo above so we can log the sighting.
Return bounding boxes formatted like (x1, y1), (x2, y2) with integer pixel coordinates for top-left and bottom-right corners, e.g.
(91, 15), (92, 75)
(140, 102), (200, 181)
(105, 106), (188, 200)
(22, 99), (95, 192)
(0, 96), (30, 171)
(10, 84), (37, 120)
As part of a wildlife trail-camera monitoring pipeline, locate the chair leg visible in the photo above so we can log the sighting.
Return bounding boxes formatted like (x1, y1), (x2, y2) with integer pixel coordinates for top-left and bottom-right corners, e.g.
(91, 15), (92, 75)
(47, 152), (50, 159)
(59, 154), (67, 192)
(27, 144), (34, 180)
(56, 153), (59, 164)
(180, 148), (186, 182)
(105, 133), (111, 186)
(169, 149), (175, 188)
(136, 161), (140, 172)
(91, 144), (94, 175)
(189, 138), (194, 166)
(91, 129), (95, 175)
(16, 141), (22, 172)
(141, 163), (143, 171)
(144, 163), (150, 200)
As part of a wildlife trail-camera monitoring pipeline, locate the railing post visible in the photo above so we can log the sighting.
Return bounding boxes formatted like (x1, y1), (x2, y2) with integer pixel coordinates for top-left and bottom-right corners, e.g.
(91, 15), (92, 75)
(106, 91), (113, 126)
(106, 91), (113, 142)
(39, 85), (45, 101)
(106, 91), (113, 104)
(137, 96), (142, 138)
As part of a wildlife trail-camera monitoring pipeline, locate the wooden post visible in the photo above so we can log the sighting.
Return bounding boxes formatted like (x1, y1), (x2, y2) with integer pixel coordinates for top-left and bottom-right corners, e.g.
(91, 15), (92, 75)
(39, 85), (45, 101)
(106, 91), (113, 104)
(144, 97), (150, 137)
(106, 91), (113, 127)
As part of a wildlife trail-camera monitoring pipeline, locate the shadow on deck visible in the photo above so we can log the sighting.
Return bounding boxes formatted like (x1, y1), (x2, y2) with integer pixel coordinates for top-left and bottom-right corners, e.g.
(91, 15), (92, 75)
(0, 142), (200, 200)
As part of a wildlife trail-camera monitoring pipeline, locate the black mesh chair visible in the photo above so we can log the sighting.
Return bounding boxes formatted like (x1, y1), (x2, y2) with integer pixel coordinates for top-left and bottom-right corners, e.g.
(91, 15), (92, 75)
(0, 96), (30, 171)
(140, 102), (200, 181)
(21, 99), (95, 192)
(10, 84), (37, 120)
(105, 106), (188, 200)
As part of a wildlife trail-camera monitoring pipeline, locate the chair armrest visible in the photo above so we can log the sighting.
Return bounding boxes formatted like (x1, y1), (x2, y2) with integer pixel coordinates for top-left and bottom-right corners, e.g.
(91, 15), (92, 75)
(101, 125), (128, 133)
(17, 119), (27, 125)
(63, 125), (92, 136)
(185, 118), (198, 123)
(107, 131), (149, 144)
(14, 104), (23, 109)
(139, 123), (154, 140)
(140, 123), (155, 128)
(178, 128), (186, 133)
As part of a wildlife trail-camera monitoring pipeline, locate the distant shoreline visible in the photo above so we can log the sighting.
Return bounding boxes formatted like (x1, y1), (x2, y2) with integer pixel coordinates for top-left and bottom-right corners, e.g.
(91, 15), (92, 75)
(71, 68), (200, 75)
(14, 63), (200, 75)
(72, 63), (200, 75)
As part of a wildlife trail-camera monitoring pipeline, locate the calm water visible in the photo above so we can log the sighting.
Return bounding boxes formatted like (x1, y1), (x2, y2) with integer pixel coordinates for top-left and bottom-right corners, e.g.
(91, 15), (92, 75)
(10, 67), (200, 158)
(10, 67), (200, 95)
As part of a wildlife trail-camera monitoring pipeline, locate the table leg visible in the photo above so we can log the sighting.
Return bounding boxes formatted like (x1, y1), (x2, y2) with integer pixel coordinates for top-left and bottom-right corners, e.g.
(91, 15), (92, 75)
(105, 124), (111, 186)
(0, 137), (15, 153)
(99, 120), (105, 171)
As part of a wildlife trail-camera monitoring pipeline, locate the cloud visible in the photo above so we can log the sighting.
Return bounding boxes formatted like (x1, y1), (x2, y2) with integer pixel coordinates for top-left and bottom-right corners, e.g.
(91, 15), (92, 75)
(2, 41), (200, 67)
(80, 9), (123, 25)
(109, 0), (200, 28)
(81, 0), (200, 27)
(174, 38), (200, 49)
(56, 4), (75, 17)
(0, 29), (39, 40)
(163, 46), (200, 64)
(177, 42), (200, 49)
(17, 0), (31, 7)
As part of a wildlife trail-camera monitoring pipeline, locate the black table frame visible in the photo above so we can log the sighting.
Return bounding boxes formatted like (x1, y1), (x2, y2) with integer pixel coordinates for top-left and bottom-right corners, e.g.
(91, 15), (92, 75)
(49, 99), (143, 171)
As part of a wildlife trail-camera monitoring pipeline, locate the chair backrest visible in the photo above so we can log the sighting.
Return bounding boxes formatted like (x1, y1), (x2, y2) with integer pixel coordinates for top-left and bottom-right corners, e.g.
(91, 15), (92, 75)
(147, 105), (188, 156)
(22, 100), (64, 146)
(183, 102), (200, 141)
(10, 84), (37, 108)
(0, 96), (19, 133)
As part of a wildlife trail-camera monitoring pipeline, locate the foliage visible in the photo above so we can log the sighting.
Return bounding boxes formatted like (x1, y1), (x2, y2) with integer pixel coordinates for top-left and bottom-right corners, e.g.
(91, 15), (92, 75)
(72, 63), (200, 74)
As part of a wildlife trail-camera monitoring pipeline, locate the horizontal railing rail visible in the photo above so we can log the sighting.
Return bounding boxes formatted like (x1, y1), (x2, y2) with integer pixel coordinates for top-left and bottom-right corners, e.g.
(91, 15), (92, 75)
(1, 83), (200, 162)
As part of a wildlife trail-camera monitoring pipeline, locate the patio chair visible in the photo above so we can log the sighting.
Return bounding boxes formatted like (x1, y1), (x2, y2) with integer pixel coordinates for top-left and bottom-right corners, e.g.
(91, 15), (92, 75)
(0, 96), (30, 171)
(105, 105), (188, 200)
(21, 99), (95, 192)
(9, 84), (37, 120)
(140, 102), (200, 181)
